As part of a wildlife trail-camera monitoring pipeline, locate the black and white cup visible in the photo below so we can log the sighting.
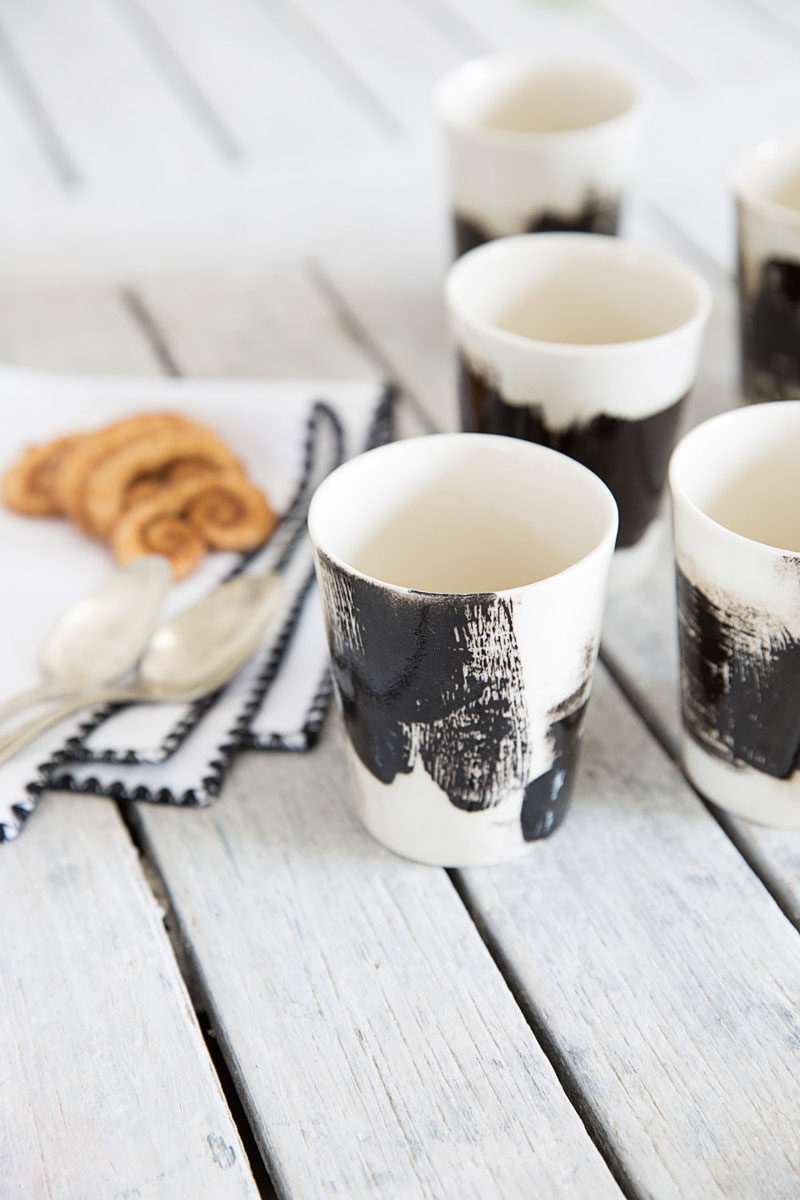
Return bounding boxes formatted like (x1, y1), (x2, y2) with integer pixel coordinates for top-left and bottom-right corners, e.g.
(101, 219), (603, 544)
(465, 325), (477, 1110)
(308, 433), (617, 867)
(434, 55), (646, 258)
(446, 233), (711, 588)
(734, 138), (800, 405)
(670, 402), (800, 828)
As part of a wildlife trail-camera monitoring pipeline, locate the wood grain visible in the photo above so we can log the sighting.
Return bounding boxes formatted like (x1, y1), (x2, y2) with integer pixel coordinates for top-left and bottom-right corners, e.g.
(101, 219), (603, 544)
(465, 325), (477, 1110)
(0, 793), (258, 1198)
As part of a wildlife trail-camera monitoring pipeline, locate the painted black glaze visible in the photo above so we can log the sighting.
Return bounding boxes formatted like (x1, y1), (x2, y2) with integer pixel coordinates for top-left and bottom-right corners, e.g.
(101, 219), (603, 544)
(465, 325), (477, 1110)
(676, 567), (800, 777)
(521, 694), (588, 841)
(318, 553), (588, 837)
(459, 356), (686, 548)
(739, 255), (800, 402)
(453, 194), (620, 257)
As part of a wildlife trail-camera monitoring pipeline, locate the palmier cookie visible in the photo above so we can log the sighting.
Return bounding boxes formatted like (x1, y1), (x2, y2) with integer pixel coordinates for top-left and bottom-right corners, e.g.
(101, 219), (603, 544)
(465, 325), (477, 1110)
(52, 412), (191, 531)
(110, 470), (275, 577)
(82, 424), (242, 539)
(2, 433), (84, 516)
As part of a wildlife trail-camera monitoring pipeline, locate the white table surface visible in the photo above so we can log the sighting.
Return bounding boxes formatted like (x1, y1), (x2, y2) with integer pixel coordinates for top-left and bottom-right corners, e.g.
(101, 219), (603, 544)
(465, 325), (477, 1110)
(3, 1), (800, 1197)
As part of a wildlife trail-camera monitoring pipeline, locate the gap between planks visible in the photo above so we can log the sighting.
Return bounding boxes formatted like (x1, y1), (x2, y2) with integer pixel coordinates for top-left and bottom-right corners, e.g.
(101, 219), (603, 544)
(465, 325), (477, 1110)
(0, 13), (82, 188)
(116, 797), (280, 1200)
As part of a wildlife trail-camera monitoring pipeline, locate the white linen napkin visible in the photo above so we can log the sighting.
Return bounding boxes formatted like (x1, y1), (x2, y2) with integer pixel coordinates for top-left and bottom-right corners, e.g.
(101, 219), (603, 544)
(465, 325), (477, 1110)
(0, 370), (392, 841)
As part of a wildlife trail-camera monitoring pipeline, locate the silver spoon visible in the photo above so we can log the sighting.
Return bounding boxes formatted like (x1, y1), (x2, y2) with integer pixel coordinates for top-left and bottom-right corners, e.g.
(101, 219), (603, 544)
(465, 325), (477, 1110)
(0, 556), (171, 726)
(0, 571), (284, 765)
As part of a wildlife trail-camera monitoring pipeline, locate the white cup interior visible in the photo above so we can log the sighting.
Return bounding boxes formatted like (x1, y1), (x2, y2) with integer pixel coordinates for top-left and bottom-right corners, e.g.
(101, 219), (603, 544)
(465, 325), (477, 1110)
(734, 139), (800, 217)
(435, 56), (640, 136)
(670, 402), (800, 553)
(309, 434), (617, 594)
(446, 234), (708, 346)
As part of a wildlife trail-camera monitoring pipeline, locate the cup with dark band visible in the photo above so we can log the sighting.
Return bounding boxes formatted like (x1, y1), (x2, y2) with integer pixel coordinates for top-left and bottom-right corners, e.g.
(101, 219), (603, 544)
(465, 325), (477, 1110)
(445, 233), (711, 588)
(434, 55), (646, 258)
(734, 138), (800, 405)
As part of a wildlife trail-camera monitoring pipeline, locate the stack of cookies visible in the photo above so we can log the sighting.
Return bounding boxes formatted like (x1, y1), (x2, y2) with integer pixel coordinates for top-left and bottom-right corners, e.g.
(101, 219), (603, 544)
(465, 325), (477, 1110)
(2, 412), (277, 579)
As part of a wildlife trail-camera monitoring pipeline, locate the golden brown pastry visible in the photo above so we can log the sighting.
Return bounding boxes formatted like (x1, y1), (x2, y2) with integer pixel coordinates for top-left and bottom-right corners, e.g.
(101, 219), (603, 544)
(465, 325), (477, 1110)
(52, 412), (190, 531)
(81, 424), (242, 538)
(4, 410), (277, 580)
(2, 433), (84, 516)
(185, 471), (277, 550)
(110, 469), (276, 577)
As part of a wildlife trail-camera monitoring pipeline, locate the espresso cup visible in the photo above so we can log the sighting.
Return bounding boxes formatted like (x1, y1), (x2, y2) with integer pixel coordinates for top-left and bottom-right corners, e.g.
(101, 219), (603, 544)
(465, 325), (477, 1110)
(308, 433), (617, 867)
(670, 401), (800, 828)
(446, 233), (711, 588)
(734, 138), (800, 405)
(434, 55), (646, 257)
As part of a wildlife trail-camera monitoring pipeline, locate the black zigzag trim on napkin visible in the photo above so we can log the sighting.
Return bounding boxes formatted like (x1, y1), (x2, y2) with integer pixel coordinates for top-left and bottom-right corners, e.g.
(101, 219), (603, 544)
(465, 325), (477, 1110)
(0, 387), (395, 840)
(58, 399), (349, 767)
(245, 382), (395, 751)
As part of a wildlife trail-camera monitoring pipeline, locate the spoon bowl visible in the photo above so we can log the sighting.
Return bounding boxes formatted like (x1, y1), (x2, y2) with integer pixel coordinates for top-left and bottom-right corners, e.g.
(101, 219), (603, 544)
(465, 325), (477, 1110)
(0, 556), (171, 725)
(0, 571), (285, 764)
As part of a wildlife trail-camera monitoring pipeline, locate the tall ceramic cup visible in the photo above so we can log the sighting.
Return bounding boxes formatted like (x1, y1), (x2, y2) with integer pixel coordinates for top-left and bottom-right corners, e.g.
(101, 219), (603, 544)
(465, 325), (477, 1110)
(308, 433), (617, 866)
(670, 401), (800, 828)
(446, 233), (711, 589)
(734, 138), (800, 404)
(434, 55), (646, 257)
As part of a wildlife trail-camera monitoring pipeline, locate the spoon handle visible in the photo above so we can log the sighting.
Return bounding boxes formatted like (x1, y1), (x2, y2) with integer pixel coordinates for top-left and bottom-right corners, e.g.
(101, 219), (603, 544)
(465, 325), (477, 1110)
(0, 686), (141, 766)
(0, 683), (69, 726)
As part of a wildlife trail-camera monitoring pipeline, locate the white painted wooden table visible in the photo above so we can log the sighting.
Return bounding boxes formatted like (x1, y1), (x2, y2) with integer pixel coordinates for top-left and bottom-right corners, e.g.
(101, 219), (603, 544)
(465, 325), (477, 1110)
(3, 1), (800, 1196)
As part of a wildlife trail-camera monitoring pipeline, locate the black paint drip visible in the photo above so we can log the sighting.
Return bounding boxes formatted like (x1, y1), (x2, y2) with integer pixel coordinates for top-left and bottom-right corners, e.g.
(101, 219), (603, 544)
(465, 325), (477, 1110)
(319, 554), (589, 837)
(676, 568), (800, 778)
(521, 691), (589, 841)
(739, 255), (800, 402)
(459, 356), (686, 549)
(453, 195), (620, 257)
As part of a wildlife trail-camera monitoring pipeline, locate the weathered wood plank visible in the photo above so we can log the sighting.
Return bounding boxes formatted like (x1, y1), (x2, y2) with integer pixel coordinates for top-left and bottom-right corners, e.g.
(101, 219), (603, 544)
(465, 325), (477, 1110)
(458, 665), (800, 1200)
(131, 728), (622, 1200)
(126, 0), (381, 159)
(0, 0), (223, 188)
(278, 0), (465, 133)
(1, 793), (258, 1199)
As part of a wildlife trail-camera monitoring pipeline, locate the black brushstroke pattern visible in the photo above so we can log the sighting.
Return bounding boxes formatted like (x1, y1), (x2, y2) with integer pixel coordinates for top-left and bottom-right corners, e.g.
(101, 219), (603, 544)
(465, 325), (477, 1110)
(739, 255), (800, 403)
(453, 194), (620, 257)
(676, 567), (800, 778)
(319, 557), (530, 810)
(521, 693), (589, 841)
(319, 555), (589, 839)
(459, 356), (685, 549)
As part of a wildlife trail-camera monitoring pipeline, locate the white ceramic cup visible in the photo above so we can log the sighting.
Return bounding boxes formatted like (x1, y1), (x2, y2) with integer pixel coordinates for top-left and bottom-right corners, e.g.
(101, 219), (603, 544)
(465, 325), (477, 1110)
(446, 233), (711, 588)
(733, 138), (800, 405)
(308, 433), (617, 867)
(434, 54), (646, 257)
(670, 401), (800, 828)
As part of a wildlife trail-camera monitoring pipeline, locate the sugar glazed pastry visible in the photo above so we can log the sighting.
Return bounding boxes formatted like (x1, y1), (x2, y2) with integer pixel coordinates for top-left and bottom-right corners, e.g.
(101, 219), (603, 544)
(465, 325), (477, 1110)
(3, 411), (278, 579)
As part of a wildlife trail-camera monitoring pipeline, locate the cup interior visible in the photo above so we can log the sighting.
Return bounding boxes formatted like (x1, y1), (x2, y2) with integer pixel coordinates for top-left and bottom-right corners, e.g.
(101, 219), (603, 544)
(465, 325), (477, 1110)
(670, 402), (800, 552)
(735, 139), (800, 216)
(309, 434), (617, 594)
(446, 234), (708, 346)
(436, 57), (639, 136)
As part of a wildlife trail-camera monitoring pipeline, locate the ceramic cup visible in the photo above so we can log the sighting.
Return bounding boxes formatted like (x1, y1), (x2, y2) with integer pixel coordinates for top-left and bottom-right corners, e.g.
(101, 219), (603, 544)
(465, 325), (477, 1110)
(670, 401), (800, 828)
(446, 233), (711, 589)
(734, 138), (800, 405)
(434, 54), (646, 258)
(308, 433), (617, 867)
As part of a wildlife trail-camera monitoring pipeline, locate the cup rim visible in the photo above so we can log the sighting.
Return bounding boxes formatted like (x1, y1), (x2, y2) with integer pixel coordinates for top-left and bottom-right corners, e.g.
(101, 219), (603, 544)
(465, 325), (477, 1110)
(432, 53), (647, 147)
(445, 232), (712, 358)
(308, 432), (618, 598)
(732, 137), (800, 229)
(669, 401), (800, 558)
